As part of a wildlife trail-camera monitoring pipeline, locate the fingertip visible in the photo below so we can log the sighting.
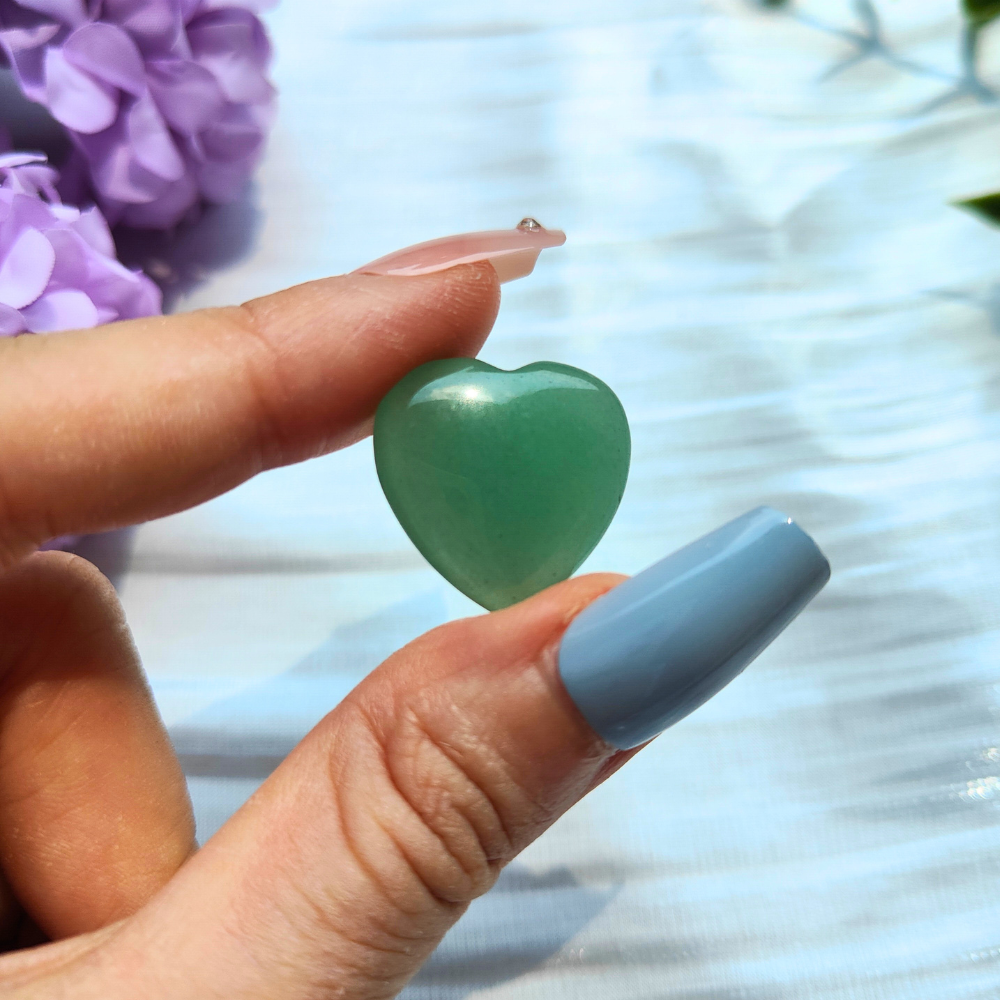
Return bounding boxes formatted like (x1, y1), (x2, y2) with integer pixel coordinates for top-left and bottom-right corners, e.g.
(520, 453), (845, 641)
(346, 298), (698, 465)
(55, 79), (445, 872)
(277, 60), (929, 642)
(405, 572), (628, 677)
(347, 259), (502, 366)
(538, 572), (632, 627)
(472, 572), (630, 659)
(0, 552), (122, 669)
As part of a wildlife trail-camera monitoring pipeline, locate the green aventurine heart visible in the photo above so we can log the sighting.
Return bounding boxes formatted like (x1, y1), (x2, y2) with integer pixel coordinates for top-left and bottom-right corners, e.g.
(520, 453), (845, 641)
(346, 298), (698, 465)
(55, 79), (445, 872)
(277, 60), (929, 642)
(374, 359), (631, 611)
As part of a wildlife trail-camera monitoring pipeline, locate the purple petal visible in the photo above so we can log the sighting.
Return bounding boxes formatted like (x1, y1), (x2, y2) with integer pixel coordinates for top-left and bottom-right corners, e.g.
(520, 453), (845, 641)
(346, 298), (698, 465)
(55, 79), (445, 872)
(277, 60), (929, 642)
(6, 163), (62, 202)
(0, 22), (61, 53)
(188, 10), (270, 68)
(0, 152), (49, 170)
(201, 53), (273, 106)
(199, 102), (263, 163)
(69, 204), (116, 257)
(3, 2), (277, 231)
(119, 271), (162, 317)
(5, 187), (63, 230)
(0, 0), (66, 94)
(187, 10), (272, 104)
(0, 226), (55, 308)
(14, 0), (88, 28)
(126, 90), (185, 181)
(79, 129), (146, 202)
(98, 149), (166, 204)
(118, 168), (198, 227)
(0, 150), (162, 327)
(76, 115), (163, 203)
(22, 287), (99, 331)
(100, 0), (183, 55)
(44, 47), (120, 133)
(147, 57), (226, 134)
(62, 22), (146, 95)
(84, 253), (162, 316)
(48, 204), (81, 224)
(44, 226), (90, 287)
(84, 254), (140, 297)
(0, 302), (26, 336)
(2, 39), (49, 101)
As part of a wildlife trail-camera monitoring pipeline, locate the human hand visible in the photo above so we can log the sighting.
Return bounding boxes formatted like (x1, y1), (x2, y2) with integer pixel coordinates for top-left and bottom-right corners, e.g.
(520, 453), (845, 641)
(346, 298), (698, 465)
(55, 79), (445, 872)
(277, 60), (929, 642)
(0, 252), (827, 998)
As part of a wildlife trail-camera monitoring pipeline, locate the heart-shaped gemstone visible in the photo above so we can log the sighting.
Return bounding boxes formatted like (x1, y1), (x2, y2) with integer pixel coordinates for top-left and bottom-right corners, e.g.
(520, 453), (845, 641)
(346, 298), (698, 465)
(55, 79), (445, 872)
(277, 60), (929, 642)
(374, 359), (631, 610)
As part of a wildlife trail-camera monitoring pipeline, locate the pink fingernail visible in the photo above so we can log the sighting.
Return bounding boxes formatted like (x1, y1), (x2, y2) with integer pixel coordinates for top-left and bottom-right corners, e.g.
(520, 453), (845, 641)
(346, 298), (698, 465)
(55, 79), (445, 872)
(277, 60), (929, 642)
(353, 218), (566, 284)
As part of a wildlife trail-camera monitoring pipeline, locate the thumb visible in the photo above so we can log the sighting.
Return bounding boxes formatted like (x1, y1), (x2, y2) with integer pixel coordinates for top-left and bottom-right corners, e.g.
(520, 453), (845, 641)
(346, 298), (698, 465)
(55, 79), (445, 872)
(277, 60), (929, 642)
(68, 508), (828, 1000)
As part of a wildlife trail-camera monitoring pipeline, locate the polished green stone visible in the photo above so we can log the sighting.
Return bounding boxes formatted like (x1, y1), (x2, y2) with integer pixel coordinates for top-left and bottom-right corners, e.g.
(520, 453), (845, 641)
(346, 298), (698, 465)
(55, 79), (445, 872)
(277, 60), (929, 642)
(374, 358), (631, 611)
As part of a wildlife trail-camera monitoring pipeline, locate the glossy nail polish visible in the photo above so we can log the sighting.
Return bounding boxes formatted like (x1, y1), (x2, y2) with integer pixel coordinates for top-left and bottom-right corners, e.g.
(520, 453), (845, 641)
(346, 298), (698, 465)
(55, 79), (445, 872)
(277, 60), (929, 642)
(353, 218), (566, 283)
(558, 507), (830, 749)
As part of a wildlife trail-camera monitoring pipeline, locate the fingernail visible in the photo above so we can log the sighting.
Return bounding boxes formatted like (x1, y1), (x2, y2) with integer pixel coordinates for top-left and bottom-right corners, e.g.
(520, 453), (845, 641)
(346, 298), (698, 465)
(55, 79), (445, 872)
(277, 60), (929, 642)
(352, 218), (566, 284)
(558, 506), (830, 750)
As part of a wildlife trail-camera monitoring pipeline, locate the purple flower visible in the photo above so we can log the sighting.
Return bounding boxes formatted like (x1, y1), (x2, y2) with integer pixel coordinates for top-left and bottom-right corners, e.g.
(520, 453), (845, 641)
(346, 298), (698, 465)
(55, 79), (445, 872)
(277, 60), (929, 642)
(0, 0), (277, 229)
(0, 149), (161, 336)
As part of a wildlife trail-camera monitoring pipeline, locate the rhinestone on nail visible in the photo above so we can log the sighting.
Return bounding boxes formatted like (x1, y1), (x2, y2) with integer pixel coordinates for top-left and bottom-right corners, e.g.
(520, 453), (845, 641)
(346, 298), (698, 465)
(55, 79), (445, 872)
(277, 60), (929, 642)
(517, 217), (543, 232)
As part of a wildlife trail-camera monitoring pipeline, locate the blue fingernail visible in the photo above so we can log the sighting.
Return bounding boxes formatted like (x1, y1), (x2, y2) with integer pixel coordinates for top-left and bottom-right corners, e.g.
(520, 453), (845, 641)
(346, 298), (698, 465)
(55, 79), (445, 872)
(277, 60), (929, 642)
(558, 506), (830, 749)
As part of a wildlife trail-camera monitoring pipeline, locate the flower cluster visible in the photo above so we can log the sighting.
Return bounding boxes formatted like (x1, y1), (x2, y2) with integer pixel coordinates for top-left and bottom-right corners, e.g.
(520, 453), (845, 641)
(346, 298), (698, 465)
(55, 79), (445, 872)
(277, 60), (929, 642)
(0, 0), (276, 229)
(0, 150), (160, 336)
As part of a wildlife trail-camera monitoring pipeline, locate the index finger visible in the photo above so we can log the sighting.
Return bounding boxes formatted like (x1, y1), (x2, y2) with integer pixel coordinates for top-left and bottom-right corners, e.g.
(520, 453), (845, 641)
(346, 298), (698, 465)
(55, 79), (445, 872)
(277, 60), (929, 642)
(0, 262), (500, 568)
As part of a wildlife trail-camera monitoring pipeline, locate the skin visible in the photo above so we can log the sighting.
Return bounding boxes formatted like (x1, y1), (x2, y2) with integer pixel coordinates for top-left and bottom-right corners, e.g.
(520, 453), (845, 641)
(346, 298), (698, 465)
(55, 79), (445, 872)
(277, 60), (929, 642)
(0, 262), (641, 999)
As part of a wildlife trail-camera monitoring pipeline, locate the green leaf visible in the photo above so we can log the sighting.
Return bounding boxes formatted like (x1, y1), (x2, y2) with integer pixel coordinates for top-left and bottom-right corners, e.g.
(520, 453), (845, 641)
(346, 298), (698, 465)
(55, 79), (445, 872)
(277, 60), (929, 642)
(963, 0), (1000, 26)
(956, 191), (1000, 224)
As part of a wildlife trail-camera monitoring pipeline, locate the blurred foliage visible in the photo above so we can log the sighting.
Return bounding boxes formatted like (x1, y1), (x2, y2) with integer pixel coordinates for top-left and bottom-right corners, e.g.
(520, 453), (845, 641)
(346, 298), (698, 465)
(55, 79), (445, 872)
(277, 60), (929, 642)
(956, 192), (1000, 224)
(963, 0), (1000, 26)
